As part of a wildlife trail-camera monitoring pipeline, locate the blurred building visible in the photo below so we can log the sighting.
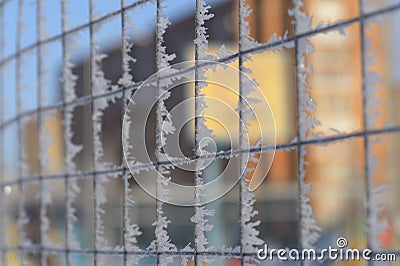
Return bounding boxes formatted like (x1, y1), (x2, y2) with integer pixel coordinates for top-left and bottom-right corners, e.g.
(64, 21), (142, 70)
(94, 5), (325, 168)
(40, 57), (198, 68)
(16, 0), (399, 259)
(68, 0), (299, 250)
(64, 0), (400, 251)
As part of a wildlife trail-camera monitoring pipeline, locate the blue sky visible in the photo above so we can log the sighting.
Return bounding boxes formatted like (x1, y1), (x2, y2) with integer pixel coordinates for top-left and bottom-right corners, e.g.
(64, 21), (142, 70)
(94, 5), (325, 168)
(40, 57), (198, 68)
(1, 0), (230, 119)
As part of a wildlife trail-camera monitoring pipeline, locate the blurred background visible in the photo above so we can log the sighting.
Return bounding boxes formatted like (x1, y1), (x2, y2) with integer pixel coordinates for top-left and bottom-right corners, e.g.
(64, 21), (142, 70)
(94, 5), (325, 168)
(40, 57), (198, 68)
(1, 0), (400, 265)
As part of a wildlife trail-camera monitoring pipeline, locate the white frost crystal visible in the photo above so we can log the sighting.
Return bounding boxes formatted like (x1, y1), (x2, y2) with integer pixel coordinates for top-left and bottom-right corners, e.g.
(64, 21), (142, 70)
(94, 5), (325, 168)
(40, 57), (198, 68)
(238, 1), (263, 265)
(147, 1), (178, 265)
(290, 0), (321, 250)
(191, 1), (217, 265)
(363, 13), (388, 252)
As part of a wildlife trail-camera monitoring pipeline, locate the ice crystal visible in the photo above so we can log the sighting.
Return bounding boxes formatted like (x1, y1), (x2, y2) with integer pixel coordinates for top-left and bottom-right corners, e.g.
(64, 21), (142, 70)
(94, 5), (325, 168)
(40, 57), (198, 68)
(290, 0), (321, 250)
(238, 1), (264, 264)
(190, 1), (217, 264)
(363, 14), (388, 252)
(61, 23), (84, 251)
(147, 2), (177, 265)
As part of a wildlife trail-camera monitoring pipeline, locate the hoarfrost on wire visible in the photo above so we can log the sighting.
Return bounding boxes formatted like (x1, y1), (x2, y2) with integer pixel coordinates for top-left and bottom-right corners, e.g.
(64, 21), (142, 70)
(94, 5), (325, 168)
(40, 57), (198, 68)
(119, 3), (143, 264)
(38, 111), (58, 250)
(290, 0), (321, 250)
(145, 1), (178, 265)
(238, 1), (264, 265)
(60, 8), (84, 253)
(1, 0), (393, 264)
(191, 1), (217, 264)
(90, 13), (122, 260)
(363, 12), (388, 252)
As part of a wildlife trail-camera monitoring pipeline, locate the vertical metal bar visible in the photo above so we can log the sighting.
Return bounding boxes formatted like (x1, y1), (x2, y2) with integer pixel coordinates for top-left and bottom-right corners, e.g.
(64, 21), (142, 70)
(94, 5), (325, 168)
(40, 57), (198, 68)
(122, 162), (130, 266)
(292, 1), (304, 266)
(60, 1), (71, 265)
(237, 0), (244, 264)
(358, 1), (372, 264)
(36, 0), (46, 265)
(122, 154), (129, 266)
(15, 0), (26, 264)
(88, 0), (98, 265)
(155, 1), (162, 265)
(120, 1), (128, 265)
(194, 1), (201, 265)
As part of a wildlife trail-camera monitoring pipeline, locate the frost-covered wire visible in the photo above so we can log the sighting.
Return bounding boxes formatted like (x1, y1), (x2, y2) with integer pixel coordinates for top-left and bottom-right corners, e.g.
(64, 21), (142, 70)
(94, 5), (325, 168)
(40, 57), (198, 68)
(237, 1), (264, 265)
(37, 2), (56, 265)
(15, 0), (32, 264)
(61, 3), (84, 264)
(119, 1), (143, 265)
(90, 20), (124, 259)
(89, 1), (117, 264)
(148, 1), (178, 265)
(1, 0), (400, 265)
(360, 0), (389, 256)
(290, 0), (321, 255)
(192, 1), (216, 265)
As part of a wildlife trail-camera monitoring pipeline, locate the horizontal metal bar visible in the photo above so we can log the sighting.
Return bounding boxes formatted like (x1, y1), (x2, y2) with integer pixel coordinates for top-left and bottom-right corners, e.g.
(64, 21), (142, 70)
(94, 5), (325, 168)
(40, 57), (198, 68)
(1, 124), (399, 188)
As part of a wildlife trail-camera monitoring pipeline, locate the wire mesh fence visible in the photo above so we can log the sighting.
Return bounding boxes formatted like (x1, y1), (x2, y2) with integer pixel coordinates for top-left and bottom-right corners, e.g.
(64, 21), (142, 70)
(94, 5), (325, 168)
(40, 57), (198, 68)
(0, 0), (400, 265)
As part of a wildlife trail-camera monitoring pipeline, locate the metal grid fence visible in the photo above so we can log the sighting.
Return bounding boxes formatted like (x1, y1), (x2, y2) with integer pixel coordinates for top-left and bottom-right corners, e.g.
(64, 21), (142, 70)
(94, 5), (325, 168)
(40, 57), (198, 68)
(0, 0), (400, 265)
